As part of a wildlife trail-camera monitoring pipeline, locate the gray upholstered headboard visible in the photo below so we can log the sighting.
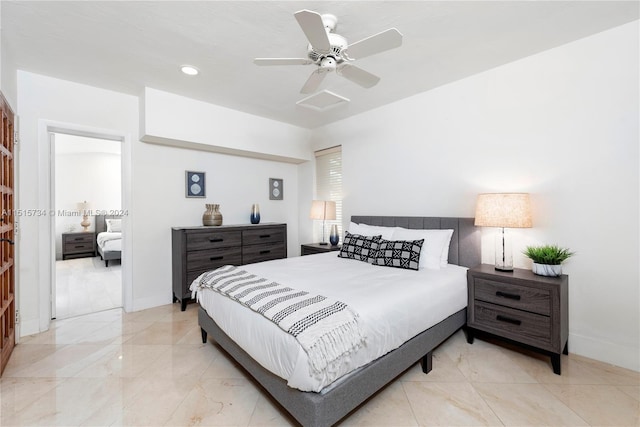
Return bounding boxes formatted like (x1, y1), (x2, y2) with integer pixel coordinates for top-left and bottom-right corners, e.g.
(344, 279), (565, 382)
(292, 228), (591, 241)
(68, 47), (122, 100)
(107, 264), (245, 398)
(95, 215), (122, 234)
(351, 216), (481, 268)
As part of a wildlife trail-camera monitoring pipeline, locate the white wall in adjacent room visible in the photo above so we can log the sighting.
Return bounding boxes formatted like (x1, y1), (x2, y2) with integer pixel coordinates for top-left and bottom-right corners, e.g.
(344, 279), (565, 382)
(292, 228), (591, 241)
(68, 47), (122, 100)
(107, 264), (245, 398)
(312, 21), (639, 371)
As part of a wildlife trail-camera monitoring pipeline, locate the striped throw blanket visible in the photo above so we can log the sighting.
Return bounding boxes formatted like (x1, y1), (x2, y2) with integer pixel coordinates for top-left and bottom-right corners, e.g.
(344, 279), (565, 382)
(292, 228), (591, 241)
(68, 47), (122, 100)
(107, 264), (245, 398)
(191, 265), (365, 375)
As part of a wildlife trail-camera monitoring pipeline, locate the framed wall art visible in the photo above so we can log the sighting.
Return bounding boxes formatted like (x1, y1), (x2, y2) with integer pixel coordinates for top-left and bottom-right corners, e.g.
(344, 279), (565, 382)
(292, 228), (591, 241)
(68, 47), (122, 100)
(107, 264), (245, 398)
(186, 171), (206, 198)
(269, 178), (283, 200)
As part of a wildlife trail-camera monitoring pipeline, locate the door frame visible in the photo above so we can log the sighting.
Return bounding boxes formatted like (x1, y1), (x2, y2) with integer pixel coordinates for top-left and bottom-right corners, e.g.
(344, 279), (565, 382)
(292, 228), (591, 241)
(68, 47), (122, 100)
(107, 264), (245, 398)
(50, 131), (124, 319)
(38, 120), (132, 331)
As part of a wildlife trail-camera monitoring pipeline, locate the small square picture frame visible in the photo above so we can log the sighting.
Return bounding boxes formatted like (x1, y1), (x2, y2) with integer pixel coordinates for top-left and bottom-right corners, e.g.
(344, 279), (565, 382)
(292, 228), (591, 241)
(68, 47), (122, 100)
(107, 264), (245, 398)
(186, 171), (206, 198)
(269, 178), (283, 200)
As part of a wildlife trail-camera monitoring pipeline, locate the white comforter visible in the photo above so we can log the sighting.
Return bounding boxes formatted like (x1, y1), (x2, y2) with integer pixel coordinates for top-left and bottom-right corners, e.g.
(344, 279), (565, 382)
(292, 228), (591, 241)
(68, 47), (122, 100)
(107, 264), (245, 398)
(194, 252), (468, 392)
(96, 232), (121, 252)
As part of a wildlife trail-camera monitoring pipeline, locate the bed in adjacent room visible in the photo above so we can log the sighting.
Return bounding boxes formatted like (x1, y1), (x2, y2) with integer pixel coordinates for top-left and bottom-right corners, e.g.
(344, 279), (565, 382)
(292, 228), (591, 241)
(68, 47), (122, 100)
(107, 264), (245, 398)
(193, 216), (480, 427)
(95, 215), (122, 267)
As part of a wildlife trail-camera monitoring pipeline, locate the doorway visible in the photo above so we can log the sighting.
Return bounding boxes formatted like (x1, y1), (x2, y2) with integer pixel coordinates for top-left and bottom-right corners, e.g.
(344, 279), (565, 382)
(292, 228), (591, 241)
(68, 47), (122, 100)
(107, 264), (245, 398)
(52, 133), (122, 320)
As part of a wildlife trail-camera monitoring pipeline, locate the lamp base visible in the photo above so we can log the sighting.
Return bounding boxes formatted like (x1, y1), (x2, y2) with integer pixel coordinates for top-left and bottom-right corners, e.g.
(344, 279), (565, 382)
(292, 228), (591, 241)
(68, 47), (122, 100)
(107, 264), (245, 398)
(319, 242), (328, 246)
(494, 266), (514, 272)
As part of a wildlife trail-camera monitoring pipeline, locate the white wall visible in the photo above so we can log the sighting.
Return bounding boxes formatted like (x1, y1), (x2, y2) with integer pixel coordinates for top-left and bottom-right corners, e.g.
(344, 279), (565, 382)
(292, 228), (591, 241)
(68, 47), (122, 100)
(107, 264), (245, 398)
(142, 88), (311, 164)
(312, 22), (639, 371)
(17, 71), (310, 336)
(17, 71), (138, 335)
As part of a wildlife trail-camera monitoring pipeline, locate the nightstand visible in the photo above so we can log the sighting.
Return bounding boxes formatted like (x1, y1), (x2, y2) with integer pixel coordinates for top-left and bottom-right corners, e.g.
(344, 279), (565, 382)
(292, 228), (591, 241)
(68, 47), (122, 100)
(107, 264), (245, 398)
(62, 232), (96, 260)
(301, 243), (341, 256)
(466, 264), (569, 374)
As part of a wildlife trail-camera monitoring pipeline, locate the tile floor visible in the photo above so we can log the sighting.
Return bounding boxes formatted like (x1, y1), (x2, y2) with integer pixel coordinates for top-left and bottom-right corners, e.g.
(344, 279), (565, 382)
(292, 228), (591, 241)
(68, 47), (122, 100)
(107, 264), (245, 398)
(55, 257), (122, 320)
(1, 303), (638, 426)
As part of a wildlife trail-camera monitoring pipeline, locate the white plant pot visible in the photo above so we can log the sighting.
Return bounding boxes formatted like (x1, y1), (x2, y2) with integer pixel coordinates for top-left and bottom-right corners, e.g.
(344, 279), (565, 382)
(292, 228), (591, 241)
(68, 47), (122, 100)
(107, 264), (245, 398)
(532, 263), (562, 277)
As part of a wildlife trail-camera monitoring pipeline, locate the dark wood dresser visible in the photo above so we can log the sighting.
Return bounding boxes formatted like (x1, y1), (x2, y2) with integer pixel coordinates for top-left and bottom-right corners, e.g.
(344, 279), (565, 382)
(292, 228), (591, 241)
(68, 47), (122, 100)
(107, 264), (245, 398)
(466, 264), (569, 374)
(62, 232), (96, 260)
(171, 223), (287, 310)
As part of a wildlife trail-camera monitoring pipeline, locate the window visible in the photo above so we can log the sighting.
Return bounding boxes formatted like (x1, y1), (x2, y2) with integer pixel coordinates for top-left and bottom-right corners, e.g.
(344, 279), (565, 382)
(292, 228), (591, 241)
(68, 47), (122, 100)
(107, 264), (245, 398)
(314, 146), (342, 243)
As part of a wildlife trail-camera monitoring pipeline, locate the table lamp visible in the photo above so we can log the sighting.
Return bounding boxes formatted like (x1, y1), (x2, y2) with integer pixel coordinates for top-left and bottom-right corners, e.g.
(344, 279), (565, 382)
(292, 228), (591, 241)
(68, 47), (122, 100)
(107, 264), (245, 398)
(310, 200), (336, 245)
(474, 193), (532, 271)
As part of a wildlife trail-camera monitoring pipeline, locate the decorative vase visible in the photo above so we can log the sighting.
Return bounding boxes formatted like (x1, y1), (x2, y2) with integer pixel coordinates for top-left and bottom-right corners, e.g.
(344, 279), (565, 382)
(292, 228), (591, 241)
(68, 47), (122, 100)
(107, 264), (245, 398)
(329, 224), (339, 246)
(250, 204), (261, 224)
(203, 204), (223, 226)
(532, 263), (562, 277)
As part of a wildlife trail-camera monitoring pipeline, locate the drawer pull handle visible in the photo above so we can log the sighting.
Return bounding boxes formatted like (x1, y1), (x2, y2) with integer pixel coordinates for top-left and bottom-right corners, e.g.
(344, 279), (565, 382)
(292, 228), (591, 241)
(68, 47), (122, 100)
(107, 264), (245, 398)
(260, 250), (271, 255)
(259, 235), (271, 239)
(75, 245), (85, 248)
(496, 315), (521, 326)
(209, 238), (224, 243)
(209, 256), (224, 261)
(496, 291), (521, 300)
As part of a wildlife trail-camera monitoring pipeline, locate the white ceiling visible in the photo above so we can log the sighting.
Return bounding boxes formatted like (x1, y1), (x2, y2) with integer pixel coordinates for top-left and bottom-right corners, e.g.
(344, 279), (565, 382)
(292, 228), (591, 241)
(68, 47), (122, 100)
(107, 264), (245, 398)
(3, 1), (638, 129)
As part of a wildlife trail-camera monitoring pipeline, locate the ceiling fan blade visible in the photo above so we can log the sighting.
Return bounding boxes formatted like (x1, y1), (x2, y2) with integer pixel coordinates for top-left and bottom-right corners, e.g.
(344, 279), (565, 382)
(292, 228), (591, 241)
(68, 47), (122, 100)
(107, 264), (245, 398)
(300, 70), (327, 94)
(294, 9), (330, 53)
(338, 64), (380, 88)
(346, 28), (403, 59)
(254, 58), (312, 66)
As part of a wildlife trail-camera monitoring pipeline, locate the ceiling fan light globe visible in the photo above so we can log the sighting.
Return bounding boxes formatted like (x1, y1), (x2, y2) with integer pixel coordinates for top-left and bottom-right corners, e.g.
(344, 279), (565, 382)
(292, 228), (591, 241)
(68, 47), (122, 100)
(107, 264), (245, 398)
(319, 57), (337, 70)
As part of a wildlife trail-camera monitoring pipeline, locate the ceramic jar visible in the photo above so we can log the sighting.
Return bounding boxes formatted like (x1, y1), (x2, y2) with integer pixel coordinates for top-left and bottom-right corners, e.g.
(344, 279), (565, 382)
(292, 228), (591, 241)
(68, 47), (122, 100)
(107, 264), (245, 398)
(203, 204), (223, 226)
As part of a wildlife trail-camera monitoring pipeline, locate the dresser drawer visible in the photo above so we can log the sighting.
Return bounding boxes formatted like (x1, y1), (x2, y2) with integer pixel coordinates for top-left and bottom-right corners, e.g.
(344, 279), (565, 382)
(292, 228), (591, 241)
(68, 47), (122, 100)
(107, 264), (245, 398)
(187, 247), (242, 272)
(472, 301), (551, 346)
(186, 230), (241, 251)
(242, 228), (285, 246)
(242, 242), (286, 265)
(474, 278), (550, 316)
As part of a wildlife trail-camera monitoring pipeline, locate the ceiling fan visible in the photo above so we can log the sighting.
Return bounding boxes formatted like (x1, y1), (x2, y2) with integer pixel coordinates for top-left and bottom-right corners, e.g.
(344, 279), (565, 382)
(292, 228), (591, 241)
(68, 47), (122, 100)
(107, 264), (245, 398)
(254, 9), (402, 94)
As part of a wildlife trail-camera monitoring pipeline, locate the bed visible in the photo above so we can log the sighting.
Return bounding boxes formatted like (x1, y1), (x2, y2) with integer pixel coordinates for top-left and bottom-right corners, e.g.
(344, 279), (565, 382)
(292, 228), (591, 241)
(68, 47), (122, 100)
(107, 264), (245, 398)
(196, 216), (480, 427)
(95, 215), (122, 267)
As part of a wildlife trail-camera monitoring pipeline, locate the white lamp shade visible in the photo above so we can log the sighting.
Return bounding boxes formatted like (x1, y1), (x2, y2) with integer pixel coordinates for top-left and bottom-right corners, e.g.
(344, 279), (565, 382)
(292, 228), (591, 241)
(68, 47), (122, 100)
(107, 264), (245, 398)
(77, 201), (92, 213)
(474, 193), (532, 228)
(310, 200), (336, 221)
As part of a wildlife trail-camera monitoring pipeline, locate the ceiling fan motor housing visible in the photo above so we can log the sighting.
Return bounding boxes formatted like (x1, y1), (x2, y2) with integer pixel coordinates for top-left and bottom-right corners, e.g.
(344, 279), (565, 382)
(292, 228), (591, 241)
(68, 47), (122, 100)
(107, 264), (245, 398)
(306, 32), (347, 64)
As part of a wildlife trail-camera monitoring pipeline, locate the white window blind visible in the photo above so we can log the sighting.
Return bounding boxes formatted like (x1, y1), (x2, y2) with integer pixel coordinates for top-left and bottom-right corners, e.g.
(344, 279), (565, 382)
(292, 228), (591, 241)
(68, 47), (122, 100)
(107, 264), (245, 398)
(314, 146), (342, 243)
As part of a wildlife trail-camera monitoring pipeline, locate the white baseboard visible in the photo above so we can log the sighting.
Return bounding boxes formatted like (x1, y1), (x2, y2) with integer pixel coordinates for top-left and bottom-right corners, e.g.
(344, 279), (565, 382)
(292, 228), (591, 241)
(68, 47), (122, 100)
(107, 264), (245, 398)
(18, 318), (41, 339)
(131, 294), (173, 312)
(569, 332), (640, 372)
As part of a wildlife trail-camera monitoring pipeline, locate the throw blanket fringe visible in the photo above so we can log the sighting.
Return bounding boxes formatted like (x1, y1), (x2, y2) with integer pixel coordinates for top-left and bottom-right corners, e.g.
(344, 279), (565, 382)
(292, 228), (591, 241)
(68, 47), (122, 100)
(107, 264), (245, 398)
(191, 265), (365, 376)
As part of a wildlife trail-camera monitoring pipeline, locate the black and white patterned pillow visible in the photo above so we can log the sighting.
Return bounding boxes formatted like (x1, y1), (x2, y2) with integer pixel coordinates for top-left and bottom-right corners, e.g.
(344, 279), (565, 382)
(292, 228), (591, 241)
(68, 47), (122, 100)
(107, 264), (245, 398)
(338, 232), (382, 262)
(370, 239), (424, 270)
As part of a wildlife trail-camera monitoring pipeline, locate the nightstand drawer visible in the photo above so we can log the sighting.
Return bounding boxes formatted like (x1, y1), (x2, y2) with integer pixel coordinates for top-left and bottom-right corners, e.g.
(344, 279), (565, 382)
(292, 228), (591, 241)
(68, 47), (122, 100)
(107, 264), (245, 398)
(64, 241), (94, 252)
(186, 231), (242, 251)
(474, 278), (551, 316)
(187, 247), (242, 271)
(473, 301), (551, 345)
(64, 234), (94, 244)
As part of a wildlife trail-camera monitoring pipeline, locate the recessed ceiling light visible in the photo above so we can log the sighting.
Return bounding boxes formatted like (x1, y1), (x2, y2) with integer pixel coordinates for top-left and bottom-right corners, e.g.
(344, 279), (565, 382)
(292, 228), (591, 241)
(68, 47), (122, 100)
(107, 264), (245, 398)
(180, 65), (199, 76)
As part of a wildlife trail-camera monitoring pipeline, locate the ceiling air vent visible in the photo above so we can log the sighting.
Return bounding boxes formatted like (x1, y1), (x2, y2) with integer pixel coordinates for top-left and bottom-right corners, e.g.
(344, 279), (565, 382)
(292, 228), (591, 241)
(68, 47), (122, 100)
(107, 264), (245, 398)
(296, 90), (350, 112)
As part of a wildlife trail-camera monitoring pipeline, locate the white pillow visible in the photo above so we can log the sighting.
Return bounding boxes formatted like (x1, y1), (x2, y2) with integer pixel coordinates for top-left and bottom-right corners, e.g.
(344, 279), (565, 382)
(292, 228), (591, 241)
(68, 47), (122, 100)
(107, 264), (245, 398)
(391, 228), (454, 269)
(106, 218), (122, 233)
(348, 222), (398, 240)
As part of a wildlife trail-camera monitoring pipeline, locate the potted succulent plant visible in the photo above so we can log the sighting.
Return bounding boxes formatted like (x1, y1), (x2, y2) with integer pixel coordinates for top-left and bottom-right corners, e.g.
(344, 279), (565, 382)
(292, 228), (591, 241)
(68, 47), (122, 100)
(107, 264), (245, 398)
(523, 244), (574, 277)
